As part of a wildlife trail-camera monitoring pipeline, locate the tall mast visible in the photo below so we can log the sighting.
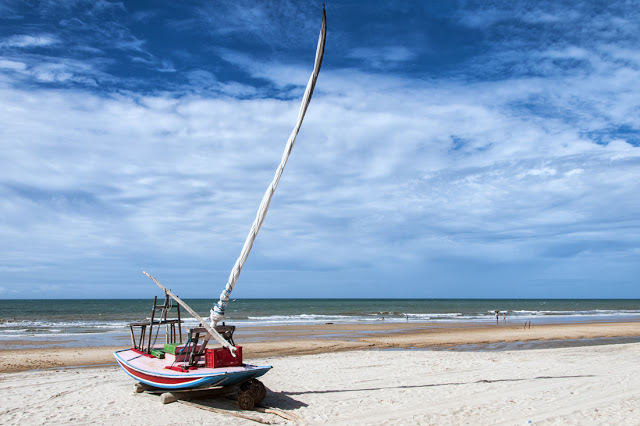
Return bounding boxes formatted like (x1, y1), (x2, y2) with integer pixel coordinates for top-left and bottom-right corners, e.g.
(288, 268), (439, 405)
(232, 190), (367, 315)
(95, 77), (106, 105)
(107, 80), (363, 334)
(209, 7), (327, 327)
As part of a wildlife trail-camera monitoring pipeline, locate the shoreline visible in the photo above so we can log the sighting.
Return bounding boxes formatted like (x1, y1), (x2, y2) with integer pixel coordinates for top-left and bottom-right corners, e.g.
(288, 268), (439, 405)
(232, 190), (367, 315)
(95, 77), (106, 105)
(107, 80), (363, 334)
(1, 320), (638, 373)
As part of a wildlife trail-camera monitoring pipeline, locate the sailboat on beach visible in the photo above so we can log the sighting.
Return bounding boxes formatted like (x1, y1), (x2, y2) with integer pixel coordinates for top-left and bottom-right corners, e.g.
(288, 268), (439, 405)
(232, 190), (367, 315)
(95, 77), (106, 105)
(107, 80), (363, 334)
(114, 7), (327, 409)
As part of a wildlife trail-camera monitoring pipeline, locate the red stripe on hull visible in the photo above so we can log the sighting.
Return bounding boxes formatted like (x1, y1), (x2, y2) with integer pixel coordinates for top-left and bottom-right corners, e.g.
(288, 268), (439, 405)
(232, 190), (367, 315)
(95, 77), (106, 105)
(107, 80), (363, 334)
(118, 359), (203, 385)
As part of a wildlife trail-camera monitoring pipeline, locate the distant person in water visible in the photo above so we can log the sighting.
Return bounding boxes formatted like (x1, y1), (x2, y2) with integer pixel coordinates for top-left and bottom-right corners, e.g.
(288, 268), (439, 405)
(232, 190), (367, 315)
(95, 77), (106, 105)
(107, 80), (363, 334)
(503, 312), (506, 322)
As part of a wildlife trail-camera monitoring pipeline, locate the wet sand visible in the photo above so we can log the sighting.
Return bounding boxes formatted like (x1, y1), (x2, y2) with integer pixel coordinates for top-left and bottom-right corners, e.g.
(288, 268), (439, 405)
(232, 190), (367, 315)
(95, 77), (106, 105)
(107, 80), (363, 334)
(1, 321), (638, 373)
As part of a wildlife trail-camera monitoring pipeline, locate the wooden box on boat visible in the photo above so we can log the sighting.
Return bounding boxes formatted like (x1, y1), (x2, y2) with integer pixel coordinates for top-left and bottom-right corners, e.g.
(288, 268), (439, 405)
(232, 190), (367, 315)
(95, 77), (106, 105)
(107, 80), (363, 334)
(150, 348), (165, 359)
(163, 342), (183, 354)
(165, 352), (201, 364)
(164, 343), (205, 362)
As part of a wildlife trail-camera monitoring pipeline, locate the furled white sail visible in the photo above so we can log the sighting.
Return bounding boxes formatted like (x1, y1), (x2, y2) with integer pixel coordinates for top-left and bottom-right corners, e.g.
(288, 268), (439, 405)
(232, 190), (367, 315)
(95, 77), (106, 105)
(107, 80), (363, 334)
(210, 8), (327, 327)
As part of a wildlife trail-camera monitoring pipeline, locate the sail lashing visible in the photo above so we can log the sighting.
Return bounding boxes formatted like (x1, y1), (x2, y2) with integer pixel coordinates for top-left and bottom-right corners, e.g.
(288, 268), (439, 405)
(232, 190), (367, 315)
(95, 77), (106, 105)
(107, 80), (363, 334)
(209, 9), (327, 328)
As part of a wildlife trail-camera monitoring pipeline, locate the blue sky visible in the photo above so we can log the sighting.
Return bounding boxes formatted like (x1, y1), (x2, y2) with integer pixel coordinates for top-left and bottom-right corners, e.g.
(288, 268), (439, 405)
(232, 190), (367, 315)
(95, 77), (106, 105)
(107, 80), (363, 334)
(1, 0), (639, 299)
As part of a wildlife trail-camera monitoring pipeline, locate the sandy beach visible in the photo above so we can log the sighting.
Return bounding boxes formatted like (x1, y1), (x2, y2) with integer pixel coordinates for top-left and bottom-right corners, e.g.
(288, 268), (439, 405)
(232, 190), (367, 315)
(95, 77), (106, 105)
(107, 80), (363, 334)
(0, 321), (639, 424)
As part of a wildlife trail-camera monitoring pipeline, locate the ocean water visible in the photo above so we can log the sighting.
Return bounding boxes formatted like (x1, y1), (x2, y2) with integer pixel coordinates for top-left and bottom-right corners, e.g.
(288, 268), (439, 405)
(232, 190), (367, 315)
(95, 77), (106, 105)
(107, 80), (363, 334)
(1, 298), (639, 345)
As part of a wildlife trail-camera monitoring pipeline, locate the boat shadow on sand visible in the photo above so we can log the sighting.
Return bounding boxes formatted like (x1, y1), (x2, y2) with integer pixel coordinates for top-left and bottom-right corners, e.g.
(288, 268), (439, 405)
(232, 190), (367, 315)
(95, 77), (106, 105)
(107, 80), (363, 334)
(278, 374), (596, 396)
(261, 387), (309, 410)
(172, 385), (308, 410)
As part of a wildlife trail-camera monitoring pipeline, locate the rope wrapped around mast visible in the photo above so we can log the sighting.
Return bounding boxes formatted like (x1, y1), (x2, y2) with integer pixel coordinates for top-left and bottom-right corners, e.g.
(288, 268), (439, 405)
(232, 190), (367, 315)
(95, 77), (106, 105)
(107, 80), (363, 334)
(210, 8), (327, 326)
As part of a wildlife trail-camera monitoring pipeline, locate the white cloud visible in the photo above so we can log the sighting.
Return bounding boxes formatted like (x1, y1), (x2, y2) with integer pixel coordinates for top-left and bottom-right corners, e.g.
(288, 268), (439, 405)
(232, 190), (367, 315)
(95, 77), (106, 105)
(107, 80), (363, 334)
(347, 46), (418, 69)
(195, 0), (318, 49)
(218, 49), (311, 90)
(0, 34), (58, 48)
(0, 59), (26, 71)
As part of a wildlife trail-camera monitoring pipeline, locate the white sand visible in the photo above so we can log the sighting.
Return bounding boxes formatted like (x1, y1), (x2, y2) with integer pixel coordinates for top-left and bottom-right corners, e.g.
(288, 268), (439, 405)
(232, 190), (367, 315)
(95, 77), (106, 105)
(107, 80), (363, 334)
(1, 343), (639, 425)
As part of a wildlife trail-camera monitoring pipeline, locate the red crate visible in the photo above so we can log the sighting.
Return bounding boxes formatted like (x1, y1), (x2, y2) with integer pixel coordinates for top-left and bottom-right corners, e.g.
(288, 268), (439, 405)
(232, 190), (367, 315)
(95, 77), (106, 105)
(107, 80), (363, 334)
(205, 346), (243, 368)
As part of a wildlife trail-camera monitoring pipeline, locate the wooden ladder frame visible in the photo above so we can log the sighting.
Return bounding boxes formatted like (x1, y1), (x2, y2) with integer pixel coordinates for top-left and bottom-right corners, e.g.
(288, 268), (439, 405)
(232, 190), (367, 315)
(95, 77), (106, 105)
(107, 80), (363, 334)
(128, 293), (183, 353)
